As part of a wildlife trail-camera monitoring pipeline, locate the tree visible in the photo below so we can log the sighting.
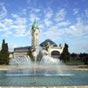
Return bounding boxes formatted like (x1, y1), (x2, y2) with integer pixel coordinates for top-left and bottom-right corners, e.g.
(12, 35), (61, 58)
(0, 39), (9, 64)
(79, 53), (88, 65)
(60, 43), (70, 63)
(0, 51), (3, 64)
(71, 53), (77, 59)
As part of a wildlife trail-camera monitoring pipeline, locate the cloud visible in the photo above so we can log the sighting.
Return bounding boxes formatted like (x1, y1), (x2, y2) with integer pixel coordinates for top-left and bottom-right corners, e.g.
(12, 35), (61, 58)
(85, 9), (88, 18)
(0, 3), (7, 19)
(8, 43), (20, 51)
(73, 9), (79, 15)
(69, 37), (88, 53)
(39, 24), (64, 43)
(32, 8), (41, 13)
(44, 8), (53, 19)
(0, 6), (87, 39)
(65, 17), (88, 37)
(0, 13), (28, 37)
(29, 12), (40, 22)
(0, 18), (14, 32)
(39, 19), (71, 42)
(2, 18), (14, 28)
(12, 15), (28, 37)
(54, 8), (66, 22)
(3, 31), (12, 37)
(0, 4), (38, 37)
(39, 8), (53, 27)
(56, 20), (71, 27)
(14, 16), (27, 25)
(43, 19), (53, 27)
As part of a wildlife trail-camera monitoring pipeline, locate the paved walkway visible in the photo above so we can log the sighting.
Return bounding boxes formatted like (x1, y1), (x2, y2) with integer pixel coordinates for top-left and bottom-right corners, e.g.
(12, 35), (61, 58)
(0, 65), (88, 71)
(0, 86), (88, 88)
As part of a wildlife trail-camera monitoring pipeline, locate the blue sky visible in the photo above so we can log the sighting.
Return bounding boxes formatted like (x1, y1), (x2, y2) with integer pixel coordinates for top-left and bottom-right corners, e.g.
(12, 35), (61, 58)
(0, 0), (88, 53)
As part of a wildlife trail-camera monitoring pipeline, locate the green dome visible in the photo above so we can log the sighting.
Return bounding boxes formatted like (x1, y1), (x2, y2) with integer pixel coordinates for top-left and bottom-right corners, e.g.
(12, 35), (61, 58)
(32, 20), (39, 29)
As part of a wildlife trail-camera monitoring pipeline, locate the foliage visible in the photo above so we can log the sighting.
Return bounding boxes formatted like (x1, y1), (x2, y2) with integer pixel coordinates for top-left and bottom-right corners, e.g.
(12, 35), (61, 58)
(60, 43), (70, 63)
(0, 39), (9, 64)
(66, 59), (84, 65)
(79, 53), (88, 65)
(71, 53), (77, 58)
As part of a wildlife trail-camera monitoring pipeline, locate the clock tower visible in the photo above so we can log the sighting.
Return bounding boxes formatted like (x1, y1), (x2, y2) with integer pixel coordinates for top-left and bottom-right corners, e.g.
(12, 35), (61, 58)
(30, 20), (40, 50)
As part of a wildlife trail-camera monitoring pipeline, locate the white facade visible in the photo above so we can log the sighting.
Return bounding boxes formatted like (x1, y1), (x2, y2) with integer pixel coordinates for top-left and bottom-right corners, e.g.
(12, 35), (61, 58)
(13, 46), (30, 58)
(30, 20), (40, 50)
(42, 43), (63, 58)
(31, 29), (40, 50)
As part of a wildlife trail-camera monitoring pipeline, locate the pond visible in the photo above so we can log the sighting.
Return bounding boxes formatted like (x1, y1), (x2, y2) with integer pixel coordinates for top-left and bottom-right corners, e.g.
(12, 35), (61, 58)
(0, 70), (88, 86)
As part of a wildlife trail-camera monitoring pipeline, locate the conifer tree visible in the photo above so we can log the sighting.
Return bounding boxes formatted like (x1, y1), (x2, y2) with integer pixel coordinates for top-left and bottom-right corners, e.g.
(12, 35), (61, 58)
(0, 39), (9, 64)
(60, 43), (70, 63)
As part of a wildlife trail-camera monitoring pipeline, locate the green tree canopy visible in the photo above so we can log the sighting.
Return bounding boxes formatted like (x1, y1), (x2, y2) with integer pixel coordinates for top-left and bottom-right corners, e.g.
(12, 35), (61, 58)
(0, 39), (9, 64)
(60, 43), (70, 63)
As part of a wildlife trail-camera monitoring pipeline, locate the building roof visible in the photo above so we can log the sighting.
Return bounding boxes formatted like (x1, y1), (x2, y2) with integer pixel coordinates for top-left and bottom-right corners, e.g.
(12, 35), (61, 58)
(40, 39), (57, 47)
(32, 20), (39, 30)
(14, 46), (31, 52)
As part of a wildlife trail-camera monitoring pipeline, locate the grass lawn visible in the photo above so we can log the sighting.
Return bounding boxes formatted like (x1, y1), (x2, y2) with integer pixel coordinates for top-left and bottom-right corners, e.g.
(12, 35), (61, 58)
(66, 59), (84, 65)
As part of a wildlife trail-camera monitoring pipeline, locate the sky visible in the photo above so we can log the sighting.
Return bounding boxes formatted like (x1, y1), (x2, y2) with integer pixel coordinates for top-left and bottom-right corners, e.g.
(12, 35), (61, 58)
(0, 0), (88, 53)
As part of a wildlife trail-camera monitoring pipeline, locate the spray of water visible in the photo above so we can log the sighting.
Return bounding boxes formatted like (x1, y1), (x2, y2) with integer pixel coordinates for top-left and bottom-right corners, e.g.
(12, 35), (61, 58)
(8, 46), (73, 76)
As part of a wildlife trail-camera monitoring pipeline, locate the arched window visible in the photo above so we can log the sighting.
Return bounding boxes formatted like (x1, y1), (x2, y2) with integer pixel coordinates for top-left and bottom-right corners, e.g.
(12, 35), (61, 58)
(51, 51), (60, 57)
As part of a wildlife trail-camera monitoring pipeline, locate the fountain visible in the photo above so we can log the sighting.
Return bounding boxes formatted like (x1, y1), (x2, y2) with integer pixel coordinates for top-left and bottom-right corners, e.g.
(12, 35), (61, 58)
(2, 50), (88, 86)
(7, 19), (73, 78)
(8, 20), (72, 76)
(8, 48), (71, 77)
(32, 50), (38, 76)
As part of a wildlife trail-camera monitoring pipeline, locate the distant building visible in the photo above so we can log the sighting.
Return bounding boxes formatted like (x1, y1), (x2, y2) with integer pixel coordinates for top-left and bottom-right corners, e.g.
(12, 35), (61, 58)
(14, 46), (31, 57)
(13, 20), (63, 58)
(41, 42), (63, 58)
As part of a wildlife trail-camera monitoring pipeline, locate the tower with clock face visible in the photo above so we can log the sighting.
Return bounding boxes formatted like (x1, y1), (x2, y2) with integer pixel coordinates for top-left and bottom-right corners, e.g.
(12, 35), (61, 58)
(30, 20), (40, 50)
